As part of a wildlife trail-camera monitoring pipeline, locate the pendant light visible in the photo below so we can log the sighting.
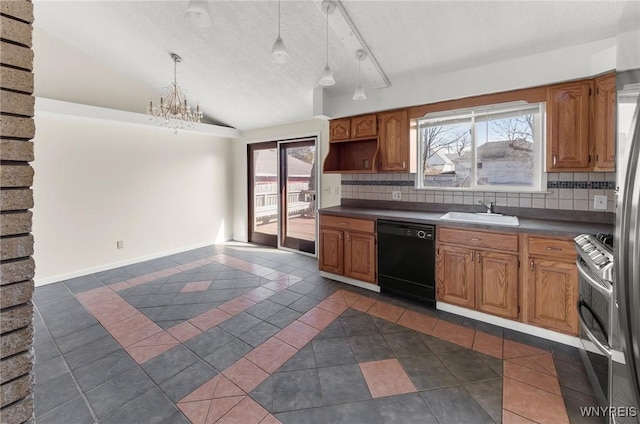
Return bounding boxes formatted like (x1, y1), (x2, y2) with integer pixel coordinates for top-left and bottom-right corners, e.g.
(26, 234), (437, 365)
(271, 0), (289, 64)
(318, 0), (336, 86)
(352, 49), (366, 100)
(185, 1), (212, 28)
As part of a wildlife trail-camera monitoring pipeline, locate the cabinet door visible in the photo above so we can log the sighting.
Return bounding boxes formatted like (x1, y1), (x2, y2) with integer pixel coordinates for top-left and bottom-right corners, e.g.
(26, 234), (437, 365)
(344, 231), (376, 283)
(319, 228), (344, 275)
(436, 244), (475, 308)
(476, 251), (519, 319)
(330, 119), (350, 141)
(525, 258), (579, 335)
(378, 110), (409, 172)
(594, 73), (616, 171)
(351, 115), (377, 139)
(546, 81), (592, 170)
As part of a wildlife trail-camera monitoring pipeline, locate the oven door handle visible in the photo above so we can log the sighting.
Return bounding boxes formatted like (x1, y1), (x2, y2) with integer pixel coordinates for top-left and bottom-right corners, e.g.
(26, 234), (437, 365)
(576, 258), (613, 299)
(577, 299), (612, 357)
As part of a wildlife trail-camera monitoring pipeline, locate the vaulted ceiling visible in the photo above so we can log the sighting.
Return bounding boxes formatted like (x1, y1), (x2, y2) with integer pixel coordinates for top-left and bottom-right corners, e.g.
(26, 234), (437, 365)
(33, 1), (635, 131)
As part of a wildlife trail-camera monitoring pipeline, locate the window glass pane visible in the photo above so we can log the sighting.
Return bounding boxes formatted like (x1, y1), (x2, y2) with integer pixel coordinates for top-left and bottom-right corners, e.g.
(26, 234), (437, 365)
(476, 110), (537, 187)
(421, 119), (472, 188)
(417, 102), (543, 191)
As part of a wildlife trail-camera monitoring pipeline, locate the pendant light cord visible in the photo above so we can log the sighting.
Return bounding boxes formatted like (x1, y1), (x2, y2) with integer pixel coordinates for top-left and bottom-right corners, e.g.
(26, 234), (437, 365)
(325, 4), (329, 67)
(278, 0), (281, 37)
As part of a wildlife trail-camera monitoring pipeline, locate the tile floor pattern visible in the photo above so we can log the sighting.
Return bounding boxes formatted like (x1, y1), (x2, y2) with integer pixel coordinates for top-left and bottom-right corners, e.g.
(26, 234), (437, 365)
(31, 243), (605, 424)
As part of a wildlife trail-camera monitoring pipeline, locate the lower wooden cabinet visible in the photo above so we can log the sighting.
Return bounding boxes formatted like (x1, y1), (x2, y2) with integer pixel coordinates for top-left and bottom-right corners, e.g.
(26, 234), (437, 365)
(319, 228), (343, 275)
(319, 215), (376, 284)
(436, 228), (519, 319)
(523, 236), (579, 335)
(436, 244), (475, 308)
(476, 251), (519, 319)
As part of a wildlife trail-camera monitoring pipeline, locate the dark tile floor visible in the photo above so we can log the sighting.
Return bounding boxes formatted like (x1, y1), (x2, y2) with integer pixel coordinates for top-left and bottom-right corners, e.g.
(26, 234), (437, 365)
(32, 243), (603, 424)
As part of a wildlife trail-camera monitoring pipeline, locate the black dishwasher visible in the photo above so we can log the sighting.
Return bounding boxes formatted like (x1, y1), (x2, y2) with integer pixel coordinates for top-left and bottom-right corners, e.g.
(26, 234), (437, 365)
(377, 220), (436, 306)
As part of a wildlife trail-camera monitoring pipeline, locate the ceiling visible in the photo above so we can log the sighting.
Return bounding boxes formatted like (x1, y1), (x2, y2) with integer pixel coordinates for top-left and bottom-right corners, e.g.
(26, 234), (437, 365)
(33, 1), (634, 131)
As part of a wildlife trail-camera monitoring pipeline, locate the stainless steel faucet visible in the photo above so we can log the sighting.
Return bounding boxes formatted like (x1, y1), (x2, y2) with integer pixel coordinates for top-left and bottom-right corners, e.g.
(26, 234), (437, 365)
(478, 200), (494, 214)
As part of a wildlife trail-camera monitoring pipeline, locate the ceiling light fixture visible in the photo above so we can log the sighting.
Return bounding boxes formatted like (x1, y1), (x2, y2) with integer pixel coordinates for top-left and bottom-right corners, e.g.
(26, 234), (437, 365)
(185, 0), (212, 28)
(318, 0), (336, 87)
(353, 49), (367, 100)
(147, 53), (202, 133)
(271, 0), (289, 64)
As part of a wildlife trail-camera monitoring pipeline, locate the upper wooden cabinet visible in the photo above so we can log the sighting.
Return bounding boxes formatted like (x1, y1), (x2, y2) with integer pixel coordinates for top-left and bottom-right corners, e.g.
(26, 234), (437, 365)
(378, 110), (410, 172)
(324, 111), (411, 174)
(329, 114), (377, 142)
(546, 80), (593, 171)
(330, 118), (351, 141)
(594, 73), (616, 171)
(352, 115), (377, 139)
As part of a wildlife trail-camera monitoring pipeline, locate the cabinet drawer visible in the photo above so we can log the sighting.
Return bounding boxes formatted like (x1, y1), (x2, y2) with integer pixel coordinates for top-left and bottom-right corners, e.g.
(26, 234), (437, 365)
(528, 236), (576, 260)
(320, 215), (374, 233)
(439, 227), (518, 252)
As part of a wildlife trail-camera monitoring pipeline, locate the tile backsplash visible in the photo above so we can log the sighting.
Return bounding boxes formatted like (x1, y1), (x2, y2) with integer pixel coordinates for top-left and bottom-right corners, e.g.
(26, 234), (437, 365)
(341, 172), (616, 213)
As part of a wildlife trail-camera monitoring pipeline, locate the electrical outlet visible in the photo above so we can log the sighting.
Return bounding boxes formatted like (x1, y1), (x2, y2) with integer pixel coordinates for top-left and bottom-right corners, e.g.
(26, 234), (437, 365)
(334, 186), (339, 195)
(392, 191), (402, 200)
(323, 186), (331, 194)
(116, 240), (124, 249)
(593, 195), (607, 210)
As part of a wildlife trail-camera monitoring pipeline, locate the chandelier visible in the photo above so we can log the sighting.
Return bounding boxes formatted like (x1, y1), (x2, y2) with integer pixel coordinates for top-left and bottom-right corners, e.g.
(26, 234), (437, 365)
(147, 53), (202, 132)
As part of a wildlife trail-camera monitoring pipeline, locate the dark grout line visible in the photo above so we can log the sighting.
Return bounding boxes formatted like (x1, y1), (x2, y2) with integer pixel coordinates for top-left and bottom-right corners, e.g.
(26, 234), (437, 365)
(33, 305), (100, 423)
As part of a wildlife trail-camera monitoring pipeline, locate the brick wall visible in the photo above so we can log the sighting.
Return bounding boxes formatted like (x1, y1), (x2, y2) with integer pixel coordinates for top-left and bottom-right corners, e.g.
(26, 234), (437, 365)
(0, 1), (36, 423)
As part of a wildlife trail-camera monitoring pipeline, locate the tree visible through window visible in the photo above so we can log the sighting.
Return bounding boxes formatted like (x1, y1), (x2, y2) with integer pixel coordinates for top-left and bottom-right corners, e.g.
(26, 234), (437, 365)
(417, 102), (545, 191)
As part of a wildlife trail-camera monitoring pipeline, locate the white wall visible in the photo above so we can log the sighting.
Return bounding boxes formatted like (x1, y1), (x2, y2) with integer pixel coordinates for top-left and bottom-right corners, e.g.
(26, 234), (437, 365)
(33, 113), (234, 285)
(232, 118), (340, 242)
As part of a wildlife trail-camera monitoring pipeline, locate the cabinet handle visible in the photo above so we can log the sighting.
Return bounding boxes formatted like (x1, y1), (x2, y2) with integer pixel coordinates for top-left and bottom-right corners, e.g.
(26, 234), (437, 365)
(471, 237), (481, 241)
(553, 155), (557, 166)
(547, 247), (562, 251)
(340, 222), (348, 226)
(353, 128), (357, 136)
(476, 252), (480, 263)
(402, 161), (406, 169)
(471, 252), (475, 263)
(530, 259), (535, 271)
(339, 233), (342, 240)
(346, 233), (350, 241)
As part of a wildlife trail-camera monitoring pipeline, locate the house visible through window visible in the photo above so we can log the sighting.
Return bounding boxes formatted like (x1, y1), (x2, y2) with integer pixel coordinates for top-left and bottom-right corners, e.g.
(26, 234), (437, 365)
(416, 102), (546, 192)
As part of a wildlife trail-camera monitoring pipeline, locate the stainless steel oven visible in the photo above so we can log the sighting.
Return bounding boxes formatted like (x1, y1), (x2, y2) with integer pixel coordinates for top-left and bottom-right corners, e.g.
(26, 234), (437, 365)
(576, 233), (614, 414)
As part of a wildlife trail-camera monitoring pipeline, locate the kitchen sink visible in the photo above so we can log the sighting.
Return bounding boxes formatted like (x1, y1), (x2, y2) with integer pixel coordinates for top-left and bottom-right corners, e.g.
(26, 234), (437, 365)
(439, 211), (520, 227)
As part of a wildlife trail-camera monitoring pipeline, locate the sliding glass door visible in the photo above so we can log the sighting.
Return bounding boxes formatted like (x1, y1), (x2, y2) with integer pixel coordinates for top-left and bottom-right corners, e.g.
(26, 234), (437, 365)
(248, 138), (317, 255)
(248, 142), (278, 247)
(280, 140), (316, 255)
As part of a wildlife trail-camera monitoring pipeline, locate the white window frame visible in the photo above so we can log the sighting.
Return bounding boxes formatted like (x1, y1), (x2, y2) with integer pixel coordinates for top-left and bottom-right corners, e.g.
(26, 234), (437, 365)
(415, 101), (547, 192)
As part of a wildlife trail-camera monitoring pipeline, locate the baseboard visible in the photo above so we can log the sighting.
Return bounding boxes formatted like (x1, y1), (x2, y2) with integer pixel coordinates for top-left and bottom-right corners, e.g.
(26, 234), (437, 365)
(437, 302), (582, 348)
(320, 271), (381, 293)
(34, 240), (222, 287)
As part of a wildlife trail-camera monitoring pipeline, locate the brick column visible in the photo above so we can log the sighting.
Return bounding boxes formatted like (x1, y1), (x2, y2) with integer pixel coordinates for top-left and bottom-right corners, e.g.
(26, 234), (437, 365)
(0, 1), (36, 423)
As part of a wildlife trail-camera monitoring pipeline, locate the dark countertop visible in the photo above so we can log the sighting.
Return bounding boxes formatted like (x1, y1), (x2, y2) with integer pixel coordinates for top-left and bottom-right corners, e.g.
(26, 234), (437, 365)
(319, 205), (614, 238)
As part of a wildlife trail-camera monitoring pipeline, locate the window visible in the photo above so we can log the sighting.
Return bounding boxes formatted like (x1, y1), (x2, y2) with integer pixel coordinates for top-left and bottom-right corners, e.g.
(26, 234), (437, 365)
(416, 102), (546, 191)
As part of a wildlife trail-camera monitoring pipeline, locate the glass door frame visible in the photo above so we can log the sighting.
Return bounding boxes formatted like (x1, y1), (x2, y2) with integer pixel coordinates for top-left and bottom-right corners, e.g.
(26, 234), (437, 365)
(247, 141), (278, 248)
(247, 136), (319, 257)
(278, 138), (317, 256)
